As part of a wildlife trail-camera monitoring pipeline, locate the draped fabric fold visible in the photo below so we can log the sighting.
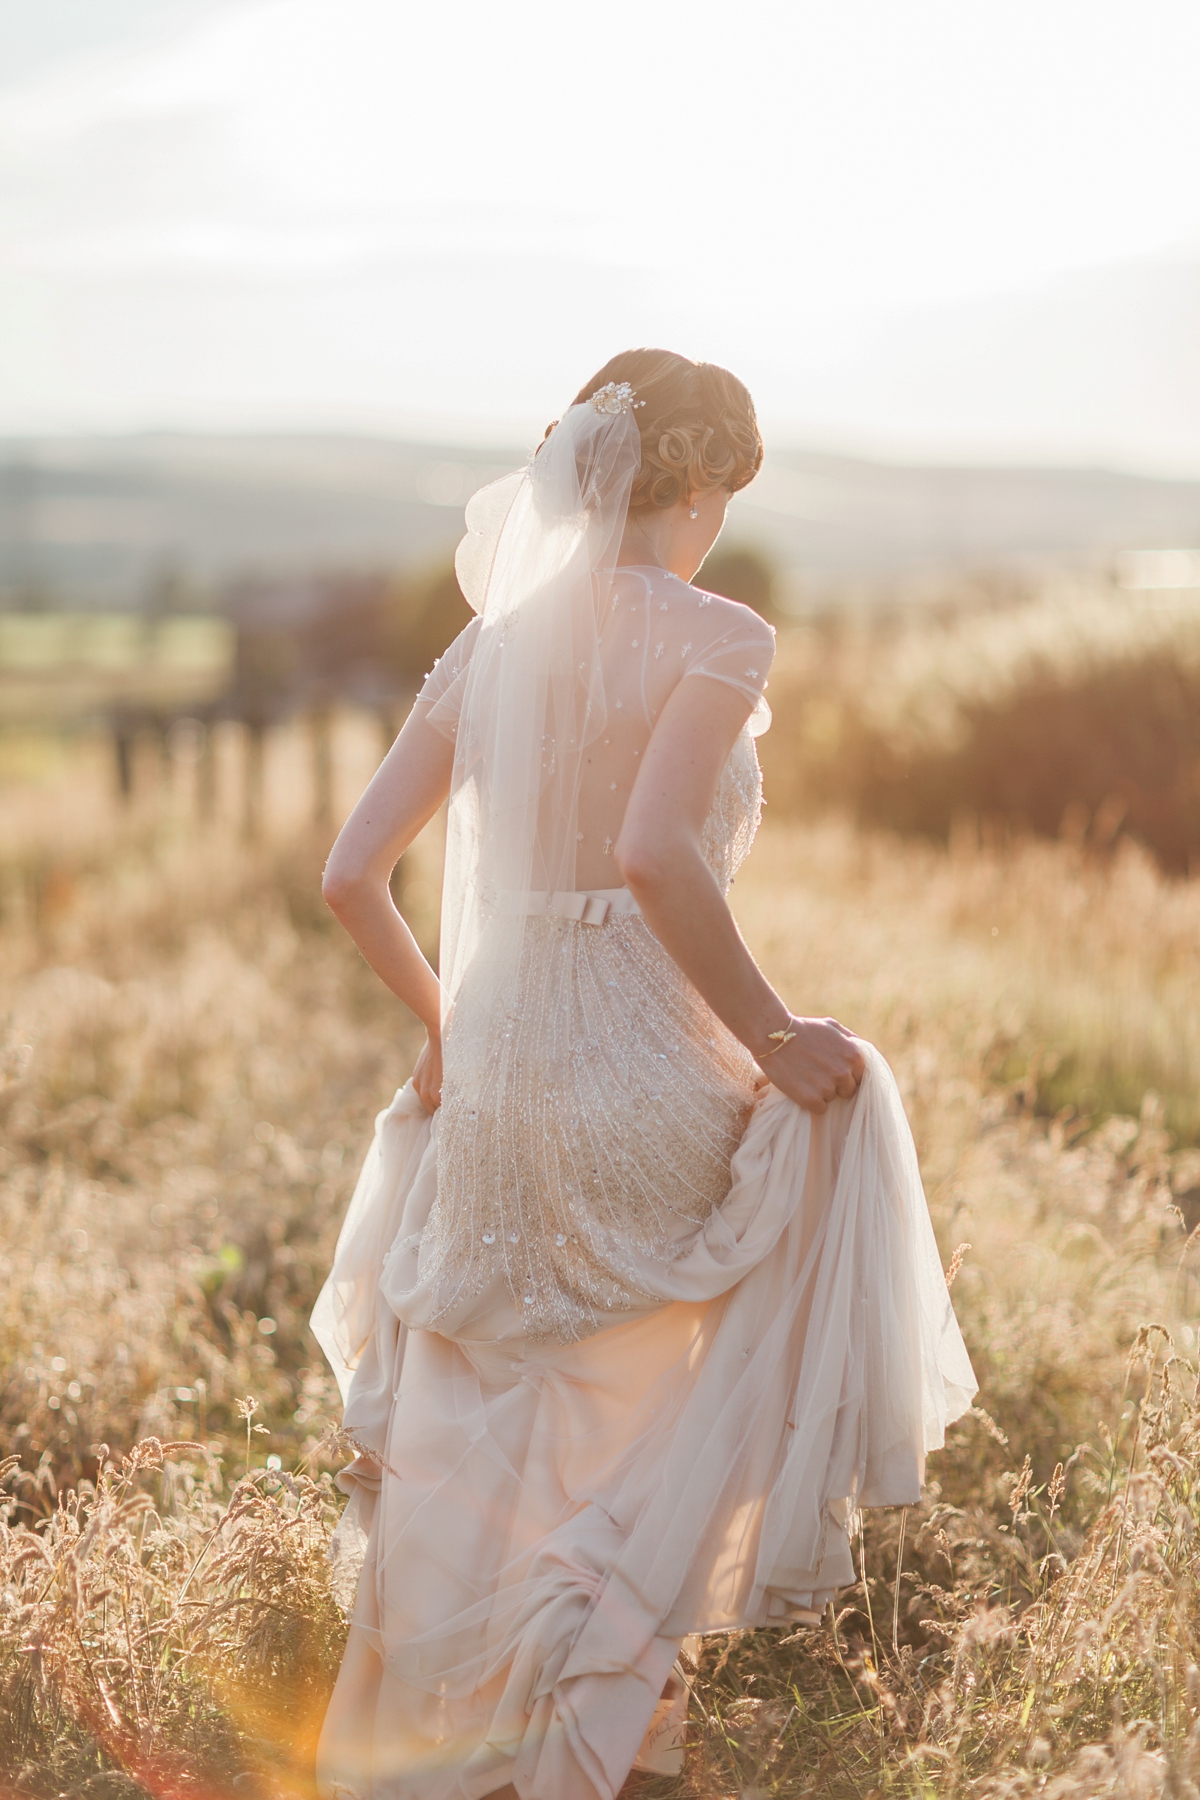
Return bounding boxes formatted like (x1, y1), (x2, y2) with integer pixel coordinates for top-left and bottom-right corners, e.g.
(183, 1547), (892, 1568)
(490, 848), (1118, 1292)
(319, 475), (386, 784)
(311, 1045), (976, 1800)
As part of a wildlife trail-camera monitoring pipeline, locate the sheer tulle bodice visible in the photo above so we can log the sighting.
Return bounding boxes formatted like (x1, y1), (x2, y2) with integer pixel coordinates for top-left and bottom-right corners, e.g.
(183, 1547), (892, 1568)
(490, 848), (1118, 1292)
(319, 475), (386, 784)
(417, 567), (775, 889)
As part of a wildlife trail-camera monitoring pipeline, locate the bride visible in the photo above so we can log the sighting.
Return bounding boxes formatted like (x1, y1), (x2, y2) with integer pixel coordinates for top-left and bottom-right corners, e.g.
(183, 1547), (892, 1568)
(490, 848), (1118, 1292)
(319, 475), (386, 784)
(312, 348), (976, 1800)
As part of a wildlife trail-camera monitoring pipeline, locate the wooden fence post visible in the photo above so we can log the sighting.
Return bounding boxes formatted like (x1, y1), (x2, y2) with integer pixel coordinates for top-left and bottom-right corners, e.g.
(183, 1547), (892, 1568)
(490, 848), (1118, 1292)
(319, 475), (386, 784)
(310, 706), (333, 833)
(113, 726), (134, 804)
(243, 720), (265, 842)
(154, 720), (172, 802)
(196, 721), (216, 822)
(378, 707), (400, 760)
(389, 852), (408, 912)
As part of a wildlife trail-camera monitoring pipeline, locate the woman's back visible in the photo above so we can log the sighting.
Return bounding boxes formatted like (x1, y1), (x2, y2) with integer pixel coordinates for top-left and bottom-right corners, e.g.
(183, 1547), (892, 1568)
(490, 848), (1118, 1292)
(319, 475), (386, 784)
(576, 569), (773, 886)
(419, 567), (775, 889)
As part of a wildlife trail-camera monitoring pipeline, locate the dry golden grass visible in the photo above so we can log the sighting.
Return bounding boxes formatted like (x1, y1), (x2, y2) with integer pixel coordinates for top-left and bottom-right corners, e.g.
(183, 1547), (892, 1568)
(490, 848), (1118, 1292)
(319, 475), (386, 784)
(2, 703), (1199, 1797)
(760, 578), (1200, 877)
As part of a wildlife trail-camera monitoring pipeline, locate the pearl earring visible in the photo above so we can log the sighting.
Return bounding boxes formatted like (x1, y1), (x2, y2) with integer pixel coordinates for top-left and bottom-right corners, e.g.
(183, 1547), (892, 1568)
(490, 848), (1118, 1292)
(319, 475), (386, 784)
(688, 500), (698, 520)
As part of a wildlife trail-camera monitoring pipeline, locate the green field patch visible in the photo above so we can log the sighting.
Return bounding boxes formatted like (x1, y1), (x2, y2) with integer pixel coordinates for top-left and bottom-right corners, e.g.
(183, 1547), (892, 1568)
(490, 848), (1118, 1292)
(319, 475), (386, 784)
(0, 612), (233, 673)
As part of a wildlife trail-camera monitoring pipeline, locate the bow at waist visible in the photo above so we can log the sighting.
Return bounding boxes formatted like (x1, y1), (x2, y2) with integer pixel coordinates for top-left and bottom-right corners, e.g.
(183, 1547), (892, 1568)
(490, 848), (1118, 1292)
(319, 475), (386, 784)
(499, 888), (642, 927)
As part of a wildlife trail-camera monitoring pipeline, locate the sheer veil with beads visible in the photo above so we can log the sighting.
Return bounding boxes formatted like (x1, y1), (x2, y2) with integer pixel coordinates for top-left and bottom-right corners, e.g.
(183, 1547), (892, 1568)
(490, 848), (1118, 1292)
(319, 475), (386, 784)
(429, 396), (640, 1051)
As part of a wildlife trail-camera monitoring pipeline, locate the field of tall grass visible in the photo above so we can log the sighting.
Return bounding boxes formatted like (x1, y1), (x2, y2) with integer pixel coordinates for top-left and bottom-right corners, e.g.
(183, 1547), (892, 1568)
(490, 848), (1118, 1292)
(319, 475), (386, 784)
(4, 595), (1200, 1797)
(761, 574), (1200, 876)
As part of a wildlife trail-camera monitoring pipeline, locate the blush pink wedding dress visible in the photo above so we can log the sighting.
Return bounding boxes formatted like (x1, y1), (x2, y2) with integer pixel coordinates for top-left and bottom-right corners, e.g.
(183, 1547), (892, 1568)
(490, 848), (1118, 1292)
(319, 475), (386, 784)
(312, 568), (976, 1800)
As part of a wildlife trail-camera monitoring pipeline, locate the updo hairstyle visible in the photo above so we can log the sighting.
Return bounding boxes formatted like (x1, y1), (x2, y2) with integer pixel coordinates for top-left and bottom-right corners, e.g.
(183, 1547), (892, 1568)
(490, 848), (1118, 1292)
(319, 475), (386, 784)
(547, 348), (762, 512)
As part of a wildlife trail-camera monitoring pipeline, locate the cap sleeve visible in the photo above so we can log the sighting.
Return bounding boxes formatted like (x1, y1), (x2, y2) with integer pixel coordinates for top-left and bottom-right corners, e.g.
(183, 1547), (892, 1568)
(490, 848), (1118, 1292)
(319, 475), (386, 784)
(411, 616), (481, 741)
(681, 605), (776, 735)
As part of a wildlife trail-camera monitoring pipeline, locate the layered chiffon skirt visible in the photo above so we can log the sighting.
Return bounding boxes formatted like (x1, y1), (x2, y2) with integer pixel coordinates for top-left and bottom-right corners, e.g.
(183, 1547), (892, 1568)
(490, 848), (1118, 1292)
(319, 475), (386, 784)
(311, 1044), (976, 1800)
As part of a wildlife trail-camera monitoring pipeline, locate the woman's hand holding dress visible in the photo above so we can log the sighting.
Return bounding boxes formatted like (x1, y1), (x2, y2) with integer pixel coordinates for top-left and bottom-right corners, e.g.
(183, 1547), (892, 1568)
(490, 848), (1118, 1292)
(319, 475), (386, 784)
(751, 1015), (865, 1114)
(411, 1031), (443, 1114)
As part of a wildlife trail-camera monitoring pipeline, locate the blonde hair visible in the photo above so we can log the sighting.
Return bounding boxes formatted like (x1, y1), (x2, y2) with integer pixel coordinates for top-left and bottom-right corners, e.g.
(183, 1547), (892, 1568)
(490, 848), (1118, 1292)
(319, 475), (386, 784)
(547, 348), (763, 512)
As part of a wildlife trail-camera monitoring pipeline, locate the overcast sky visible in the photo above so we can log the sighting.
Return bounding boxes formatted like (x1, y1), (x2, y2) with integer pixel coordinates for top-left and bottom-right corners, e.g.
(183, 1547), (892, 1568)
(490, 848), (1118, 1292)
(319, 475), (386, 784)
(1, 0), (1198, 471)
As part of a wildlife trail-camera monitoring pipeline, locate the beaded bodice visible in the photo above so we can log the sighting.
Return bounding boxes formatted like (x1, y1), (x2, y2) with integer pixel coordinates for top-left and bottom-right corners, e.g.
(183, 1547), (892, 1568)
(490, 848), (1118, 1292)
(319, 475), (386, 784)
(411, 571), (774, 1344)
(701, 724), (764, 893)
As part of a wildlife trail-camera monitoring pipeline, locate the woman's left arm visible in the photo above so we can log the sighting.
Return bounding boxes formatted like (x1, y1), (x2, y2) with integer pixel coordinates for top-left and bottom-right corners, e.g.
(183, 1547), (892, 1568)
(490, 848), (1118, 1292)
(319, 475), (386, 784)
(322, 708), (454, 1105)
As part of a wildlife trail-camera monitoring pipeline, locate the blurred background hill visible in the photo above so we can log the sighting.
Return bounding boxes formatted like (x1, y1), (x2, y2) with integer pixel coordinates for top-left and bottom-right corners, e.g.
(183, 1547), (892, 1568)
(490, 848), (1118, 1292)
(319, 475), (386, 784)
(2, 432), (1199, 612)
(4, 428), (1200, 877)
(0, 435), (514, 611)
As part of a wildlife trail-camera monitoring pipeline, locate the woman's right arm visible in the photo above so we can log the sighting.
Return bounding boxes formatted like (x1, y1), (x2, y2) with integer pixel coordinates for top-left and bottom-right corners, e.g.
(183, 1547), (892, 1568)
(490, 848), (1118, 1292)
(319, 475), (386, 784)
(322, 707), (454, 1109)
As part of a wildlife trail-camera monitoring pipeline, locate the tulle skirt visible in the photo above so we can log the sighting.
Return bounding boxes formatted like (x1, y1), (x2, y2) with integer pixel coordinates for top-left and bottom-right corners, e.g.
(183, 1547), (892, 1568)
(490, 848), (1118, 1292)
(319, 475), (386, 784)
(311, 1046), (976, 1800)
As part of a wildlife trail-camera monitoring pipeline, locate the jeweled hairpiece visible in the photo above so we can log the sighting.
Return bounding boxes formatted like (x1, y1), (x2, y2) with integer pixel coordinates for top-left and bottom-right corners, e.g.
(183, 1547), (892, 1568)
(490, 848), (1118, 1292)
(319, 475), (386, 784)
(589, 381), (644, 416)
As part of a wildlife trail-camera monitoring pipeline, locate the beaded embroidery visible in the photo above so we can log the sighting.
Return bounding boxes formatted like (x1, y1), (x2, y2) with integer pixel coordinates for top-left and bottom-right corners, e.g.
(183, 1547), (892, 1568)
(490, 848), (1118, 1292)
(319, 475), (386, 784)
(590, 380), (644, 415)
(414, 567), (774, 1343)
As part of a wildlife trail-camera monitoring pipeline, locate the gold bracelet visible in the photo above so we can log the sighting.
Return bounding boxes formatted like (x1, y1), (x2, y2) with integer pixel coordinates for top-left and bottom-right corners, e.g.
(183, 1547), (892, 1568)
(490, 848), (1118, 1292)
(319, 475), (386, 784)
(757, 1020), (797, 1060)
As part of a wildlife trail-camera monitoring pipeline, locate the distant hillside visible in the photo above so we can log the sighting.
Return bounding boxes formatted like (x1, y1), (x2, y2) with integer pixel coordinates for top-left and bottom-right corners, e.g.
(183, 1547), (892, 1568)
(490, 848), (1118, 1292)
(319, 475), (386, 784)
(1, 432), (1198, 612)
(0, 434), (520, 609)
(739, 451), (1200, 604)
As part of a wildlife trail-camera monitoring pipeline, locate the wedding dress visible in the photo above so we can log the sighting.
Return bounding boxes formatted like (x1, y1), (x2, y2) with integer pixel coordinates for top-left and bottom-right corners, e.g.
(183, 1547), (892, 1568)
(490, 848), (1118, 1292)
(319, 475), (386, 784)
(311, 396), (976, 1800)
